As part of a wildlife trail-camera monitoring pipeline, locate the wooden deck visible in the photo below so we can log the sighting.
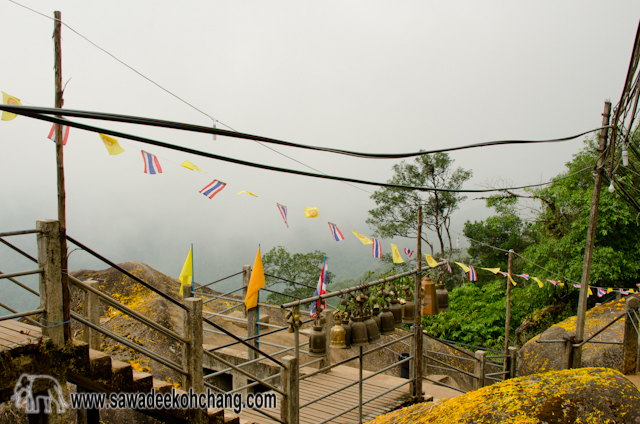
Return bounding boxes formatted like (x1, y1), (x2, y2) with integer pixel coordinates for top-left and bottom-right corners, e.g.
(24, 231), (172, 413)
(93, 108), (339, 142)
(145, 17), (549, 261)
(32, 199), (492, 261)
(0, 320), (43, 351)
(233, 365), (415, 424)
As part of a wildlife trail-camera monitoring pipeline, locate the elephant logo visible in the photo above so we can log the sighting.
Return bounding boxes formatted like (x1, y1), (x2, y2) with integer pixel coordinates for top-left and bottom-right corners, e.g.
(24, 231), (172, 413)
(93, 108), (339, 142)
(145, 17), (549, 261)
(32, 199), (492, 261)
(10, 374), (68, 414)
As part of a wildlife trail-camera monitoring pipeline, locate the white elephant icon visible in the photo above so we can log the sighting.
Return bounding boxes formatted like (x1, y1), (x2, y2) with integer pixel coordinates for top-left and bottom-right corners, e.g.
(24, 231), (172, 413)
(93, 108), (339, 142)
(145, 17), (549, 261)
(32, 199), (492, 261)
(11, 374), (68, 414)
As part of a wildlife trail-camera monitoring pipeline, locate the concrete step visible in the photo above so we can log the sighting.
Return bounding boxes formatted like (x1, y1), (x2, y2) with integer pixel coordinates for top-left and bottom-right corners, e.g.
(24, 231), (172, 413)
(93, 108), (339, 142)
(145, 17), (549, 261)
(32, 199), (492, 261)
(110, 359), (134, 391)
(88, 349), (113, 384)
(132, 370), (154, 392)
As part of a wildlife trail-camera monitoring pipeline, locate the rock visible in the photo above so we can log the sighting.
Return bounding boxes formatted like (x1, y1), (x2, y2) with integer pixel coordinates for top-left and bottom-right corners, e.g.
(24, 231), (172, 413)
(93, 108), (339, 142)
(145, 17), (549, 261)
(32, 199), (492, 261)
(366, 367), (640, 424)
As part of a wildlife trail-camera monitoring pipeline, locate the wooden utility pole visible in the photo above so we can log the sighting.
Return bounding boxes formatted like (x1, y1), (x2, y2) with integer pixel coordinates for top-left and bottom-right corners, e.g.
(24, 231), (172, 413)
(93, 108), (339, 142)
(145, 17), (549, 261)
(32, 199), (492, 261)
(414, 204), (423, 401)
(573, 101), (612, 367)
(54, 11), (71, 342)
(503, 249), (514, 378)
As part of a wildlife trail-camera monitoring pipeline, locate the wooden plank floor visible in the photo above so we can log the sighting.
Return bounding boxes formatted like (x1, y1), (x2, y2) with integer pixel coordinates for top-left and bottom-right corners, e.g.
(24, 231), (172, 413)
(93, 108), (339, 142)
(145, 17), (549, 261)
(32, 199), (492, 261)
(232, 366), (412, 424)
(0, 320), (43, 351)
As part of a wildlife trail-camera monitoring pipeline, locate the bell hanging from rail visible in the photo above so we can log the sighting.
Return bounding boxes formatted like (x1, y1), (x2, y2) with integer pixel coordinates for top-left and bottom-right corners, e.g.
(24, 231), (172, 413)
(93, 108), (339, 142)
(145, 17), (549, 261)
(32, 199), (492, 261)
(330, 322), (347, 349)
(364, 314), (381, 343)
(372, 304), (382, 332)
(341, 319), (352, 348)
(379, 307), (395, 335)
(308, 325), (327, 357)
(351, 316), (368, 347)
(402, 300), (415, 324)
(436, 282), (450, 312)
(389, 298), (403, 327)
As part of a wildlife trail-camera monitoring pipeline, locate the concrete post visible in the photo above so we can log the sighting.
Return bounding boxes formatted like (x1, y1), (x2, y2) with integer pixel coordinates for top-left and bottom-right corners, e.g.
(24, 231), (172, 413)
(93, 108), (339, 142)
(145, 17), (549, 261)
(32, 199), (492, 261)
(182, 298), (206, 423)
(507, 347), (517, 379)
(242, 265), (251, 318)
(37, 219), (65, 346)
(413, 325), (423, 401)
(83, 279), (101, 350)
(319, 309), (332, 371)
(473, 350), (486, 390)
(623, 297), (640, 374)
(562, 332), (576, 370)
(281, 355), (299, 424)
(182, 284), (192, 299)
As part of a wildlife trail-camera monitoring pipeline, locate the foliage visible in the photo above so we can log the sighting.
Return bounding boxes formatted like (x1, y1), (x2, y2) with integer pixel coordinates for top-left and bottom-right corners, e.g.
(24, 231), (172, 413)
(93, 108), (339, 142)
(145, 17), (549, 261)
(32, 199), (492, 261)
(261, 246), (333, 306)
(367, 153), (472, 258)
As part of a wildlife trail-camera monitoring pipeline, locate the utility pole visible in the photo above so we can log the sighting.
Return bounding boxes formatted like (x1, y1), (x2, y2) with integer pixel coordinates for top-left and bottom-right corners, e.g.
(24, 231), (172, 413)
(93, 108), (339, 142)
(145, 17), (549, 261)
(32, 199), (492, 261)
(503, 249), (514, 378)
(414, 204), (423, 401)
(573, 101), (612, 367)
(54, 11), (71, 342)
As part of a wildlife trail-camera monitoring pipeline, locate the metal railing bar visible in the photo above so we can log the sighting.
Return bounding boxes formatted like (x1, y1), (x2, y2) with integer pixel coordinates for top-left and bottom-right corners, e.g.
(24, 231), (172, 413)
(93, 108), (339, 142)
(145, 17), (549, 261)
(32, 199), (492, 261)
(194, 271), (244, 290)
(202, 350), (284, 396)
(0, 308), (45, 322)
(203, 311), (248, 322)
(202, 317), (284, 368)
(424, 349), (476, 362)
(66, 235), (187, 310)
(573, 313), (626, 347)
(207, 325), (291, 351)
(423, 354), (476, 379)
(261, 287), (301, 299)
(205, 343), (298, 380)
(203, 294), (274, 308)
(422, 332), (476, 359)
(0, 301), (40, 326)
(628, 310), (640, 339)
(1, 271), (40, 297)
(70, 312), (187, 376)
(0, 229), (40, 237)
(204, 380), (224, 393)
(217, 302), (244, 314)
(583, 340), (623, 345)
(203, 328), (227, 335)
(281, 269), (422, 309)
(535, 339), (565, 343)
(0, 269), (43, 280)
(361, 333), (414, 358)
(227, 372), (281, 394)
(68, 275), (188, 344)
(485, 354), (509, 359)
(435, 339), (501, 353)
(299, 352), (361, 381)
(244, 405), (285, 424)
(422, 375), (467, 393)
(486, 376), (502, 382)
(0, 238), (37, 263)
(486, 371), (510, 377)
(299, 358), (323, 368)
(264, 273), (317, 290)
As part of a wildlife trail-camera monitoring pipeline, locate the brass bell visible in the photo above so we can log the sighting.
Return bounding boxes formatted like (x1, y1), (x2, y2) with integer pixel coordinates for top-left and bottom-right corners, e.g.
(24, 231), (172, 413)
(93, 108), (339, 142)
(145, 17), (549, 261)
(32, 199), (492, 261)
(351, 317), (368, 347)
(402, 300), (415, 324)
(389, 298), (403, 327)
(436, 282), (450, 312)
(341, 319), (352, 348)
(379, 307), (395, 335)
(372, 305), (381, 331)
(330, 322), (347, 349)
(421, 276), (439, 316)
(308, 325), (327, 357)
(364, 315), (381, 343)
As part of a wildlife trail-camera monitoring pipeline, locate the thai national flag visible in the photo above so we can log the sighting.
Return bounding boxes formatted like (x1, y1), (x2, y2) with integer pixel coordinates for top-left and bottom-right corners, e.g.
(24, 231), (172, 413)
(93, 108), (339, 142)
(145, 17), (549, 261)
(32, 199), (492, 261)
(620, 289), (630, 295)
(547, 279), (559, 286)
(48, 124), (70, 145)
(597, 287), (606, 298)
(328, 223), (345, 241)
(200, 180), (226, 199)
(497, 271), (509, 277)
(372, 238), (382, 258)
(404, 248), (414, 257)
(515, 273), (530, 280)
(141, 151), (163, 174)
(311, 257), (328, 315)
(468, 265), (477, 281)
(573, 283), (581, 289)
(277, 204), (289, 228)
(443, 259), (452, 273)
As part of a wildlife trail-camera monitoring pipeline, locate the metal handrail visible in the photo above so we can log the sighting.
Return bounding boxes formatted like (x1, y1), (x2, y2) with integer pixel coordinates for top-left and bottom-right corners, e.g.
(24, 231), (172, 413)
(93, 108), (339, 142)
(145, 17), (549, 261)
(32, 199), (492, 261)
(202, 311), (288, 329)
(437, 338), (501, 354)
(0, 301), (40, 326)
(422, 331), (476, 359)
(486, 370), (510, 377)
(299, 358), (323, 368)
(423, 374), (466, 393)
(68, 275), (188, 344)
(227, 371), (281, 394)
(261, 287), (301, 299)
(71, 311), (187, 376)
(264, 273), (318, 290)
(0, 238), (37, 263)
(207, 318), (314, 352)
(423, 353), (476, 379)
(424, 349), (476, 362)
(202, 349), (284, 396)
(204, 342), (302, 380)
(573, 312), (626, 347)
(485, 354), (509, 359)
(1, 270), (40, 296)
(194, 271), (244, 290)
(0, 229), (40, 237)
(0, 269), (43, 280)
(66, 235), (187, 310)
(0, 308), (45, 322)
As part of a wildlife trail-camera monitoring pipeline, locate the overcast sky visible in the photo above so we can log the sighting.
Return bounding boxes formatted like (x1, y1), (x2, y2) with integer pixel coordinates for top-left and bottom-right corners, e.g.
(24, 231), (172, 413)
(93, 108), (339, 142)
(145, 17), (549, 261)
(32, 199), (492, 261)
(2, 1), (639, 308)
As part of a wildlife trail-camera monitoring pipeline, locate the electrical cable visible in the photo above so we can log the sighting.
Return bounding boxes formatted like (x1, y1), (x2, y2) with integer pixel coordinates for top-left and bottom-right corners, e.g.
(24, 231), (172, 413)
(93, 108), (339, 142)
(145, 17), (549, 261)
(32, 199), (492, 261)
(5, 109), (595, 194)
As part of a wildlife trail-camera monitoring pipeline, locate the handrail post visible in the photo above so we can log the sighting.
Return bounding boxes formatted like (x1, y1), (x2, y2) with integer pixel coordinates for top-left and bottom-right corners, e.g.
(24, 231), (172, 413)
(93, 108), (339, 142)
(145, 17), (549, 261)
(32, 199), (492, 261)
(242, 265), (251, 318)
(623, 297), (640, 374)
(281, 355), (299, 424)
(562, 332), (576, 370)
(182, 284), (192, 298)
(83, 279), (101, 350)
(473, 350), (486, 390)
(319, 309), (332, 371)
(37, 219), (65, 346)
(413, 325), (423, 401)
(507, 346), (517, 379)
(183, 297), (206, 423)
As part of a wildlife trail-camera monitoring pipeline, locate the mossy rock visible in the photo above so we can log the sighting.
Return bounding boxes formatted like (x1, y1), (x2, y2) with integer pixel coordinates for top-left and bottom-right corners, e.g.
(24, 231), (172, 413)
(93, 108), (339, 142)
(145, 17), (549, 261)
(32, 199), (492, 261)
(366, 367), (640, 424)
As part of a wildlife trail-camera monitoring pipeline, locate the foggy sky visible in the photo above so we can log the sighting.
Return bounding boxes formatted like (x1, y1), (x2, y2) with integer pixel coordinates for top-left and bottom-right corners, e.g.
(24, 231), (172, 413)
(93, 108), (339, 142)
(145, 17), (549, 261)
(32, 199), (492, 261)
(2, 1), (639, 312)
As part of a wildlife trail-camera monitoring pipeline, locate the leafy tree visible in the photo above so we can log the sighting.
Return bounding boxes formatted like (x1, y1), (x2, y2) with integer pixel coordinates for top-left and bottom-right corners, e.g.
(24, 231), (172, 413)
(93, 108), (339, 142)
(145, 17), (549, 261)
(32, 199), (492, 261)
(261, 246), (333, 306)
(367, 153), (472, 259)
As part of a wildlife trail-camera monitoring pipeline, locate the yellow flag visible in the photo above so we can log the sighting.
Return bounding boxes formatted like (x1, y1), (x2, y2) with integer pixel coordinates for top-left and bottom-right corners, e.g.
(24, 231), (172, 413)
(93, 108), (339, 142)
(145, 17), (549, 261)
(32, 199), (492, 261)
(390, 244), (404, 264)
(481, 267), (501, 274)
(99, 133), (125, 155)
(631, 289), (636, 294)
(558, 282), (565, 286)
(588, 286), (593, 296)
(238, 191), (258, 197)
(2, 92), (22, 121)
(181, 160), (206, 172)
(178, 247), (193, 297)
(351, 231), (373, 245)
(303, 206), (319, 218)
(606, 287), (613, 294)
(509, 274), (517, 286)
(455, 262), (470, 273)
(245, 247), (266, 310)
(532, 277), (544, 288)
(425, 254), (439, 268)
